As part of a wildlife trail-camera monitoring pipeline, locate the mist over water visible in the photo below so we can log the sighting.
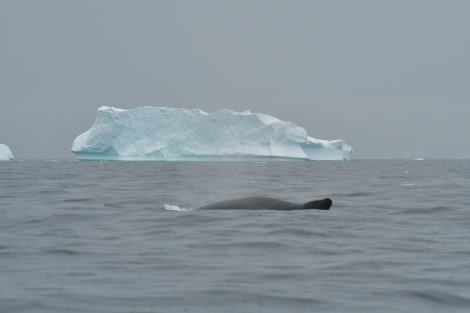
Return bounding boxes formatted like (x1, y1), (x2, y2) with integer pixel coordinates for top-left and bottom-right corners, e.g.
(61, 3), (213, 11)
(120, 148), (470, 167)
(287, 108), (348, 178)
(1, 160), (469, 312)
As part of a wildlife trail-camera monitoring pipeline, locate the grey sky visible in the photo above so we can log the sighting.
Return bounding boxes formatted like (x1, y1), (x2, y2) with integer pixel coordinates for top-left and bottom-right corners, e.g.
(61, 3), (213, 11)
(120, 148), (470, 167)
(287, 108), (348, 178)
(1, 0), (469, 159)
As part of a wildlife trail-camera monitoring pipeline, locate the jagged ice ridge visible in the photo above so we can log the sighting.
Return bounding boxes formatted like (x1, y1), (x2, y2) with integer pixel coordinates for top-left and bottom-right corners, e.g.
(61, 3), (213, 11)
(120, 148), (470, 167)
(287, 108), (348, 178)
(71, 106), (352, 161)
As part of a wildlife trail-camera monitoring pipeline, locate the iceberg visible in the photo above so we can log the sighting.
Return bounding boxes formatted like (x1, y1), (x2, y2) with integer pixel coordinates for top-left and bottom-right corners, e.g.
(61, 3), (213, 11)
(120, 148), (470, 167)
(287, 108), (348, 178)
(0, 144), (14, 160)
(71, 106), (352, 161)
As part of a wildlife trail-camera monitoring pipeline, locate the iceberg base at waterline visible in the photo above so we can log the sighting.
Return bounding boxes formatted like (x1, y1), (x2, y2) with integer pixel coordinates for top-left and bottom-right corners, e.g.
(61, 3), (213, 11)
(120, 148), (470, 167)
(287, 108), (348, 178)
(71, 106), (352, 161)
(0, 144), (14, 160)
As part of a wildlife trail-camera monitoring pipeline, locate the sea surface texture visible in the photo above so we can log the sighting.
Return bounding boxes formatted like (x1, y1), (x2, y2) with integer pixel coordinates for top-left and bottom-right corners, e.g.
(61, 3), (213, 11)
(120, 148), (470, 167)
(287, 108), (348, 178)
(1, 160), (469, 313)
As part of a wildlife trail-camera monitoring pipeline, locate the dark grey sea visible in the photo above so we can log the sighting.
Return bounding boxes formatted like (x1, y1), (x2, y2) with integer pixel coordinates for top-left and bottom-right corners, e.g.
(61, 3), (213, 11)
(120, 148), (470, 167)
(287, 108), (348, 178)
(1, 160), (469, 313)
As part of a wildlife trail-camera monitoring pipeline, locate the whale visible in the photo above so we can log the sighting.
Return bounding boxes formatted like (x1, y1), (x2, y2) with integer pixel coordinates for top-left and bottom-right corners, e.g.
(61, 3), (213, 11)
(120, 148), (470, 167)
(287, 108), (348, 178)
(197, 197), (332, 211)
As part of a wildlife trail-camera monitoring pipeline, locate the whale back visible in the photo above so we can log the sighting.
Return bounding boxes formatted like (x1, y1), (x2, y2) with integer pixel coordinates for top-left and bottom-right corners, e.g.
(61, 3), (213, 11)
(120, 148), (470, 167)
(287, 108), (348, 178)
(197, 196), (331, 211)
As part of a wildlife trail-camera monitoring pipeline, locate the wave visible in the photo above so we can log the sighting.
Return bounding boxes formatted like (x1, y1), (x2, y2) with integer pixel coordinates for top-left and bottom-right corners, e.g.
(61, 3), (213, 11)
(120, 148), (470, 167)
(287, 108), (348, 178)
(163, 203), (193, 211)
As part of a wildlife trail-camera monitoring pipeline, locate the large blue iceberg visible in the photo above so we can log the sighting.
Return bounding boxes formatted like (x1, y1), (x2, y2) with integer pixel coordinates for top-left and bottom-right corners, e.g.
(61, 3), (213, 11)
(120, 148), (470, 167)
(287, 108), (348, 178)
(0, 144), (14, 160)
(71, 106), (352, 161)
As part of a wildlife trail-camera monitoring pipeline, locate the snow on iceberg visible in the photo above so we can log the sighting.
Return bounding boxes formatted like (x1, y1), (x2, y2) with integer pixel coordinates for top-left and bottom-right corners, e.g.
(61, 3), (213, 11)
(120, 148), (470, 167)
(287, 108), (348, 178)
(71, 106), (352, 161)
(0, 144), (14, 160)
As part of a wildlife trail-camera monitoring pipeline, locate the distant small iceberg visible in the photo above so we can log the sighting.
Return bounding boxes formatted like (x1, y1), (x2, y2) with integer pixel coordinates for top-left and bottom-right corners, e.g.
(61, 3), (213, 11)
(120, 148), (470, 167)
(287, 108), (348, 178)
(0, 144), (14, 160)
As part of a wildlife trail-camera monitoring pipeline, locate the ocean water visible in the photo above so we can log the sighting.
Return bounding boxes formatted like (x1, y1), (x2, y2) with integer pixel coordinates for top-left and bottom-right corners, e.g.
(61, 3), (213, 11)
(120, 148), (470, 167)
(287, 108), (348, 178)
(1, 159), (469, 313)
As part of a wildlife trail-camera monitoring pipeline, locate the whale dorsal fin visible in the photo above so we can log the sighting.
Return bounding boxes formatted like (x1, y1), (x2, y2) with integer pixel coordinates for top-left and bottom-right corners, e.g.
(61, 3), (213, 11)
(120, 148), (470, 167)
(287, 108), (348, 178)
(302, 198), (332, 210)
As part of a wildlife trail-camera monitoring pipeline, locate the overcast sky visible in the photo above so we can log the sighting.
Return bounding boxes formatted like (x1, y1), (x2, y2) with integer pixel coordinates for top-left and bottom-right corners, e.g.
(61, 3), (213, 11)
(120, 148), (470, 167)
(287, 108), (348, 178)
(1, 0), (469, 159)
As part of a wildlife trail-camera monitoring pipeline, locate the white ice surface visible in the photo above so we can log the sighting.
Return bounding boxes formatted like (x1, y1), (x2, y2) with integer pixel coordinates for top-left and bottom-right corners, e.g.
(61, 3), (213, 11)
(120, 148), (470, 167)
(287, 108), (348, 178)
(0, 144), (14, 160)
(71, 106), (352, 161)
